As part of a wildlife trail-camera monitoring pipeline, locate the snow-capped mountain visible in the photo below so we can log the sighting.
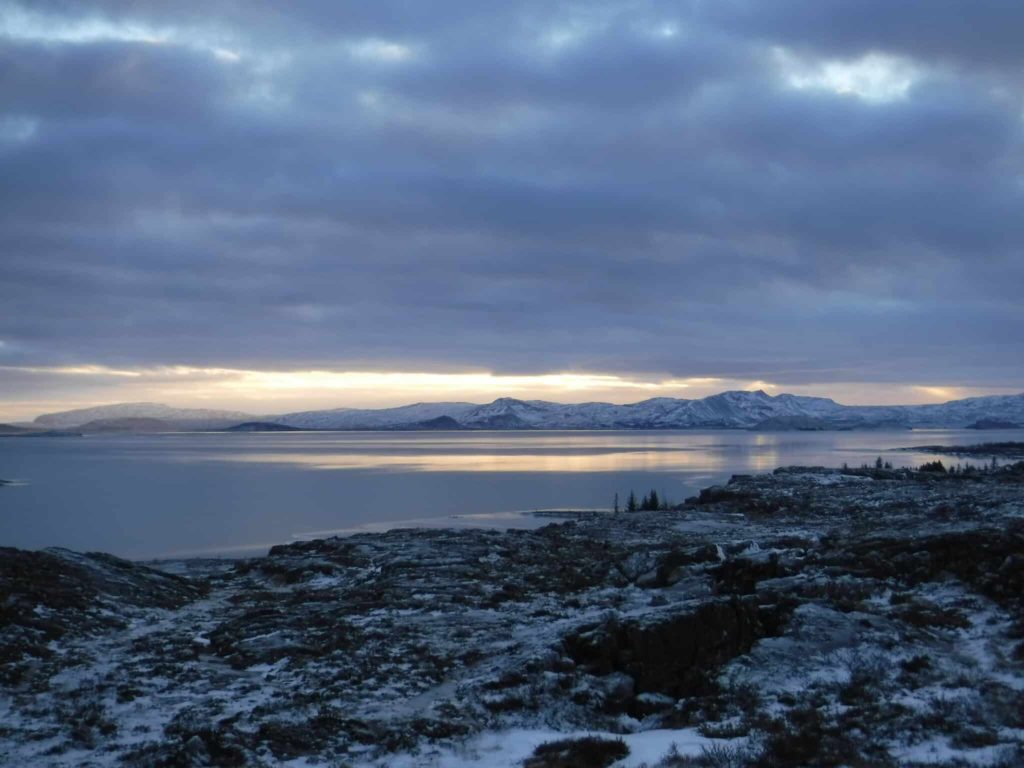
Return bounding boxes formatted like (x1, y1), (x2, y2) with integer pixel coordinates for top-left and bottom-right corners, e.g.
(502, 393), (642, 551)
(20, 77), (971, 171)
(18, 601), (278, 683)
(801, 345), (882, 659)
(273, 390), (1024, 430)
(33, 391), (1024, 431)
(866, 393), (1024, 428)
(33, 403), (257, 430)
(436, 391), (857, 430)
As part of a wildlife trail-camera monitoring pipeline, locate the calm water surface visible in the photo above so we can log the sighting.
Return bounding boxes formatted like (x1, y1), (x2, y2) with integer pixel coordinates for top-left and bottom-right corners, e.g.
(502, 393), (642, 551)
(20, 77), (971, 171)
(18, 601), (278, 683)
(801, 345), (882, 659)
(1, 429), (1018, 559)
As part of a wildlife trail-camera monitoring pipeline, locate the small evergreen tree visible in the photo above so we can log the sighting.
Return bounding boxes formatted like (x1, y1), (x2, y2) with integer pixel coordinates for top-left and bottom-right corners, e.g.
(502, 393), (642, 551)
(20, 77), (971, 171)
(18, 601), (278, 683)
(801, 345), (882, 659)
(627, 491), (638, 512)
(613, 492), (620, 514)
(647, 489), (660, 511)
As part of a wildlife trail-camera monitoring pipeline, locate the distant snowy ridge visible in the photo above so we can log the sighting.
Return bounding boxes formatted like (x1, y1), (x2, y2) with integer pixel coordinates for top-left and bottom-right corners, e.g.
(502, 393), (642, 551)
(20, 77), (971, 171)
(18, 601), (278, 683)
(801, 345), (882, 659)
(272, 390), (1024, 430)
(33, 402), (257, 430)
(32, 391), (1024, 431)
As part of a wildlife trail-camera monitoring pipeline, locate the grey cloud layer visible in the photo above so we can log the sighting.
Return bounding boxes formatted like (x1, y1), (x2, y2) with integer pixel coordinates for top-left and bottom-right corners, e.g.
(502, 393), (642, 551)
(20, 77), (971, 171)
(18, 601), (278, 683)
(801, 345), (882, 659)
(1, 0), (1022, 392)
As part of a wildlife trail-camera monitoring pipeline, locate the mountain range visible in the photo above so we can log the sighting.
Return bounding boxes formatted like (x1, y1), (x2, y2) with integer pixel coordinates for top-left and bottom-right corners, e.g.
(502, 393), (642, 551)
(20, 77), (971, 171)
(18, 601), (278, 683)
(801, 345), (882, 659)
(23, 390), (1024, 432)
(32, 403), (255, 431)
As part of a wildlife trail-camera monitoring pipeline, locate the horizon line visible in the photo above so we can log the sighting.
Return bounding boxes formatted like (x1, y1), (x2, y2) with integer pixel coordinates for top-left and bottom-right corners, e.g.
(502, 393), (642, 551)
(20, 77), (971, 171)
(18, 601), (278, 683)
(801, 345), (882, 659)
(17, 386), (1024, 424)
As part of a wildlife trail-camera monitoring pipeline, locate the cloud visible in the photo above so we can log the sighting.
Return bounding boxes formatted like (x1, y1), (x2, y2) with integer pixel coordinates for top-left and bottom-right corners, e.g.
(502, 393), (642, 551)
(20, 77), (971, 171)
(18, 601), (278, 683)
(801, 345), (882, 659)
(701, 0), (1024, 71)
(0, 0), (1022, 417)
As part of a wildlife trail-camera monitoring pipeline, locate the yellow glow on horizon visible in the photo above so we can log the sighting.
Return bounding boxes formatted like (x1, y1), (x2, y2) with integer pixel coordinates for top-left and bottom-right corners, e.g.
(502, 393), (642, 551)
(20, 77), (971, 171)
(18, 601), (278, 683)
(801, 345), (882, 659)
(0, 365), (727, 421)
(912, 385), (968, 402)
(0, 362), (1017, 423)
(220, 370), (692, 394)
(2, 364), (704, 396)
(0, 364), (144, 378)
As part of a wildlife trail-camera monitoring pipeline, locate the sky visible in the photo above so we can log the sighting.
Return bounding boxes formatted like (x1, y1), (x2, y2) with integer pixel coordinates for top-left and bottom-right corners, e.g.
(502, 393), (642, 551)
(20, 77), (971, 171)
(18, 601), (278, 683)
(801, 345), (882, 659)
(1, 1), (1022, 421)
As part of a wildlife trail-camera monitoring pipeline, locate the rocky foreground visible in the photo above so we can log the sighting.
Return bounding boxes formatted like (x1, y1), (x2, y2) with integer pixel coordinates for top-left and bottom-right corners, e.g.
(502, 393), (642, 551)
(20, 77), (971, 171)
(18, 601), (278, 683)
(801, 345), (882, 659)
(2, 465), (1024, 767)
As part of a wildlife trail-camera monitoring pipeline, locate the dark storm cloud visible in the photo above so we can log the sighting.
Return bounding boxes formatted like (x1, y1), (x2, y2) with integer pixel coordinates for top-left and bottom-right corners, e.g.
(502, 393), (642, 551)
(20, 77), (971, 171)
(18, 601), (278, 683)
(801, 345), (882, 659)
(0, 39), (236, 119)
(1, 0), (1022, 398)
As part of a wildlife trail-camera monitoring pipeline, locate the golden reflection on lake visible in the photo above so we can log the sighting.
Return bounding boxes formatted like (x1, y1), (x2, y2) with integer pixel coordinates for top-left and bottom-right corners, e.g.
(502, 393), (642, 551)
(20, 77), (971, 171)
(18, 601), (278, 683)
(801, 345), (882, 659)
(203, 448), (725, 473)
(750, 434), (781, 471)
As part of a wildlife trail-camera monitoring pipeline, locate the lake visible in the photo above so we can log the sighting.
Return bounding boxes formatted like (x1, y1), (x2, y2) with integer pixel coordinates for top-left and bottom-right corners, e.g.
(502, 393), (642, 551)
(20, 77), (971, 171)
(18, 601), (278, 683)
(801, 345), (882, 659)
(1, 429), (1018, 559)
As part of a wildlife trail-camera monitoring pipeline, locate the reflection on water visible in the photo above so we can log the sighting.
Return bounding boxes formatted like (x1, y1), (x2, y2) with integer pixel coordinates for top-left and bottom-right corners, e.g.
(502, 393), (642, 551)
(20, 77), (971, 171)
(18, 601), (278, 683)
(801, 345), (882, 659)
(750, 434), (781, 472)
(202, 448), (720, 473)
(2, 428), (1021, 559)
(169, 429), (977, 474)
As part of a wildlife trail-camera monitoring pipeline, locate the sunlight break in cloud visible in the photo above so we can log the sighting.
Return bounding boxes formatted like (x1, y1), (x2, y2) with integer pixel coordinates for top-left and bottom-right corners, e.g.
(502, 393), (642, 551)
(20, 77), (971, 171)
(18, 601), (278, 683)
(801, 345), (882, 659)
(0, 5), (241, 63)
(773, 48), (921, 102)
(0, 6), (170, 45)
(348, 38), (415, 63)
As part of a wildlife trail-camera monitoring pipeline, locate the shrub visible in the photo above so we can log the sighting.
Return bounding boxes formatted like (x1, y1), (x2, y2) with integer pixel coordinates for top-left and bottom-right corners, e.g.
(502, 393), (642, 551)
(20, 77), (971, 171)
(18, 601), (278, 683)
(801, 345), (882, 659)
(757, 706), (866, 767)
(655, 742), (751, 767)
(524, 736), (629, 768)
